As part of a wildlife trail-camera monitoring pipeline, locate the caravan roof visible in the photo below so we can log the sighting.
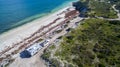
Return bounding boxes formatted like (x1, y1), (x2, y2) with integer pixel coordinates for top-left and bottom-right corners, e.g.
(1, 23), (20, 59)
(26, 43), (42, 56)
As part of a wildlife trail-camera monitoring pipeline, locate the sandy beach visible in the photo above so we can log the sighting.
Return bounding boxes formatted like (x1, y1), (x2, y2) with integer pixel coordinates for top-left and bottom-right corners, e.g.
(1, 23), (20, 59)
(0, 5), (72, 51)
(0, 0), (81, 66)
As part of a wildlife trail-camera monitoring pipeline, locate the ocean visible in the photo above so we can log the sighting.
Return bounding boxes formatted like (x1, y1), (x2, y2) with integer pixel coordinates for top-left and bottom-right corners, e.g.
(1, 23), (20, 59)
(0, 0), (77, 34)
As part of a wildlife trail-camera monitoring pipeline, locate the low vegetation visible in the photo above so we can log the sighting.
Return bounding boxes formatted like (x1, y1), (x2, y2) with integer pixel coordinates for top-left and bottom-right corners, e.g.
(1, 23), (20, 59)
(115, 2), (120, 12)
(41, 0), (120, 67)
(79, 0), (118, 18)
(41, 19), (120, 67)
(56, 19), (120, 67)
(41, 45), (61, 67)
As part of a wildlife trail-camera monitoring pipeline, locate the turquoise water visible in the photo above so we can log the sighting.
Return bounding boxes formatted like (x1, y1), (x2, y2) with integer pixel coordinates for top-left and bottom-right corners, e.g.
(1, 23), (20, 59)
(0, 0), (77, 34)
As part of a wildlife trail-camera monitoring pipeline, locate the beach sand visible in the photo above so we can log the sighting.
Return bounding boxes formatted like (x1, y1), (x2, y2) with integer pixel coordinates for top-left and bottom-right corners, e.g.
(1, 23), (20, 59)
(9, 48), (46, 67)
(0, 6), (71, 51)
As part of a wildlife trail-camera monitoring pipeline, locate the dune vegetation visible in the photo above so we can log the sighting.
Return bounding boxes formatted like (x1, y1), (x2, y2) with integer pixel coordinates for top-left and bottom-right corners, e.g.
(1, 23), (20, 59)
(41, 0), (120, 67)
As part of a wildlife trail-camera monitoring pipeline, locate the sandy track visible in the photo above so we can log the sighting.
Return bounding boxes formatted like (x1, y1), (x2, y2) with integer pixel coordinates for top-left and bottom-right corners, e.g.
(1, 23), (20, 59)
(9, 49), (46, 67)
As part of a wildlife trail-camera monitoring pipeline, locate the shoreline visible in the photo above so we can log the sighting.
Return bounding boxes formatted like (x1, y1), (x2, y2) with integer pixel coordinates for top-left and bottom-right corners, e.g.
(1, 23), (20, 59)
(0, 2), (75, 51)
(0, 0), (77, 35)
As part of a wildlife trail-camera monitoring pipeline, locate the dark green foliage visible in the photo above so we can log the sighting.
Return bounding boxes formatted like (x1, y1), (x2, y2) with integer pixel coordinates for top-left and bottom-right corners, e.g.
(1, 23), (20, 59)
(79, 0), (118, 18)
(98, 63), (105, 67)
(89, 1), (117, 18)
(55, 19), (120, 67)
(41, 47), (61, 67)
(49, 59), (61, 67)
(115, 2), (120, 12)
(41, 50), (50, 61)
(109, 20), (120, 25)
